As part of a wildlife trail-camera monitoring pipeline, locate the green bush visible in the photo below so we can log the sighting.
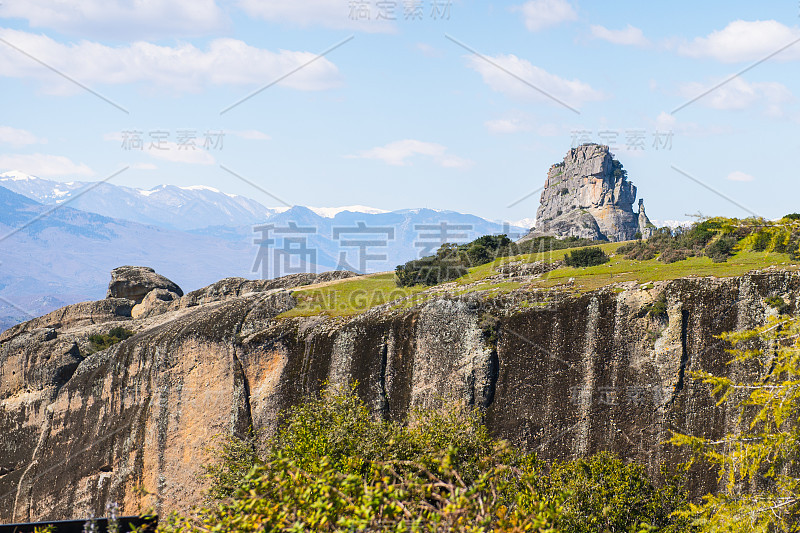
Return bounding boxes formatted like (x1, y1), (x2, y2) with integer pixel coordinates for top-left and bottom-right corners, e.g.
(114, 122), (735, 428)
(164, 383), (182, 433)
(170, 386), (688, 533)
(658, 248), (689, 264)
(540, 452), (689, 533)
(644, 293), (668, 319)
(564, 246), (609, 267)
(751, 229), (772, 252)
(704, 234), (738, 262)
(87, 326), (134, 353)
(395, 235), (512, 287)
(171, 386), (562, 532)
(765, 296), (791, 315)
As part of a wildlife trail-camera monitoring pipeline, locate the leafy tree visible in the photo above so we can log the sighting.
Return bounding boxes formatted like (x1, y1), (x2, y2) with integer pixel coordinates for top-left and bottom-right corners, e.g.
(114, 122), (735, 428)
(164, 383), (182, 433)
(670, 316), (800, 532)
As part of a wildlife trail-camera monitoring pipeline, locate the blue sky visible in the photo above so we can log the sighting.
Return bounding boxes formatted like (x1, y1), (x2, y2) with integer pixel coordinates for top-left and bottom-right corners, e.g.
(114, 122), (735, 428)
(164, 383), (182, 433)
(0, 0), (798, 226)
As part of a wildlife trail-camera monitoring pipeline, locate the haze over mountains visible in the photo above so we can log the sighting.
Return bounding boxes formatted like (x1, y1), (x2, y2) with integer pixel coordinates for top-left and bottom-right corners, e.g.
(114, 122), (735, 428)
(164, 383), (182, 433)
(0, 171), (526, 331)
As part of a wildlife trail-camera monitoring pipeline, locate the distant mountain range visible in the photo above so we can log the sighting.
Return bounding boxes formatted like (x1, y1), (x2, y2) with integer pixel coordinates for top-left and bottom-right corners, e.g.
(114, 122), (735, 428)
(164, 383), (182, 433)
(0, 171), (528, 331)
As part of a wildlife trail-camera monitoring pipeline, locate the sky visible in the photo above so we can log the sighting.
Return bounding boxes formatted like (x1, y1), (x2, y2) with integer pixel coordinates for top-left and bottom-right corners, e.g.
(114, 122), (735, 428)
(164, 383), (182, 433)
(0, 0), (798, 226)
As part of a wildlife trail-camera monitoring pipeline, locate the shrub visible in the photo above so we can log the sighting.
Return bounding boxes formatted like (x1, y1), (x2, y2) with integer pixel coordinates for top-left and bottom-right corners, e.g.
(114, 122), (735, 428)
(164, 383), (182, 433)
(564, 246), (609, 267)
(704, 234), (738, 262)
(178, 386), (564, 533)
(658, 248), (688, 263)
(201, 430), (260, 501)
(644, 293), (668, 319)
(540, 452), (689, 533)
(178, 386), (688, 533)
(751, 229), (772, 252)
(395, 236), (512, 287)
(765, 296), (791, 315)
(88, 326), (134, 353)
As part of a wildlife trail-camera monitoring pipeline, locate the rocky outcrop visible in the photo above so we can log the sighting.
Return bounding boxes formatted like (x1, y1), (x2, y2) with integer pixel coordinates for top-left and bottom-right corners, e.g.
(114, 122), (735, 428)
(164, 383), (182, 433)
(0, 266), (797, 521)
(524, 144), (653, 242)
(106, 266), (183, 303)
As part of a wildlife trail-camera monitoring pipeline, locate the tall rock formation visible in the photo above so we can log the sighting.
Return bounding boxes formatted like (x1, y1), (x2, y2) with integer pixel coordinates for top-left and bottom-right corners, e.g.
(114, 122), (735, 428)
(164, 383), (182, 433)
(524, 144), (653, 242)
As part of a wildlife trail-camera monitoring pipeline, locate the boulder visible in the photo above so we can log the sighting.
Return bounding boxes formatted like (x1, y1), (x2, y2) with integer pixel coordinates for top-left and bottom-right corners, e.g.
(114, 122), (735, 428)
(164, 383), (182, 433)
(106, 266), (183, 303)
(131, 288), (180, 319)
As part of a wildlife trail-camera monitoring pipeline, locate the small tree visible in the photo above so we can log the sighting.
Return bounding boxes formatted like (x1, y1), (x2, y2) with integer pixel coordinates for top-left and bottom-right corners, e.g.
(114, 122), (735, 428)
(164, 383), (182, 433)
(670, 316), (800, 532)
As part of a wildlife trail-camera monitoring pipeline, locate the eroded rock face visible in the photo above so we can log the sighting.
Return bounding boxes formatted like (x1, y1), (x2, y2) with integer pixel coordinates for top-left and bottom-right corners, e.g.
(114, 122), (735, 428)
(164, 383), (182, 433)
(131, 289), (180, 320)
(525, 144), (652, 242)
(1, 268), (797, 522)
(106, 266), (183, 303)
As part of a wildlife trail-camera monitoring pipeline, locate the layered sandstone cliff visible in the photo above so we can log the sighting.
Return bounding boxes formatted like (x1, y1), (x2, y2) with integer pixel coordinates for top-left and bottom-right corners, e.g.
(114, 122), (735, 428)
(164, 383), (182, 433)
(0, 266), (796, 521)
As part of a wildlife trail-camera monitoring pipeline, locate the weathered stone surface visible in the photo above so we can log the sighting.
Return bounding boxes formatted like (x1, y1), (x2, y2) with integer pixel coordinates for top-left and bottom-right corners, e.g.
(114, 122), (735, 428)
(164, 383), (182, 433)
(180, 271), (357, 308)
(1, 267), (798, 521)
(0, 298), (134, 343)
(523, 144), (654, 242)
(131, 289), (180, 320)
(106, 266), (183, 303)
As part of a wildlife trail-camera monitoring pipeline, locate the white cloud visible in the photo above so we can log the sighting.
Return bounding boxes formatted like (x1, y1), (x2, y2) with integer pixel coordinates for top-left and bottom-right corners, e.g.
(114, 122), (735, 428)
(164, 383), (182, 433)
(131, 163), (158, 170)
(466, 53), (605, 107)
(229, 130), (272, 141)
(346, 139), (473, 168)
(678, 77), (792, 115)
(677, 20), (800, 63)
(0, 29), (343, 94)
(0, 154), (93, 177)
(237, 0), (394, 32)
(0, 0), (225, 40)
(727, 171), (754, 182)
(146, 143), (216, 166)
(590, 24), (650, 47)
(0, 126), (45, 147)
(514, 0), (577, 32)
(485, 118), (531, 134)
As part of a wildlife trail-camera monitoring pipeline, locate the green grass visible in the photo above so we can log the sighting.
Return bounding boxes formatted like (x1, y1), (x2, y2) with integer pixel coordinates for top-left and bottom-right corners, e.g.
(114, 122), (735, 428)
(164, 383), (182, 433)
(279, 272), (426, 318)
(457, 242), (796, 293)
(276, 242), (798, 318)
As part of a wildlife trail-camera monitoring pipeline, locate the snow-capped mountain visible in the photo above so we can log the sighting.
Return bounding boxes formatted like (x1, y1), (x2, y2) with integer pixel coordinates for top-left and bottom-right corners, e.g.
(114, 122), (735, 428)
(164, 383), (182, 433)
(0, 184), (256, 331)
(0, 171), (403, 230)
(0, 174), (530, 331)
(0, 171), (277, 231)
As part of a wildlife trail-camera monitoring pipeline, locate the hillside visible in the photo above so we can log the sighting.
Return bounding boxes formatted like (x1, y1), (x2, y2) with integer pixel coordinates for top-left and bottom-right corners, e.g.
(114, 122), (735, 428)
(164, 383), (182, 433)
(1, 219), (798, 521)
